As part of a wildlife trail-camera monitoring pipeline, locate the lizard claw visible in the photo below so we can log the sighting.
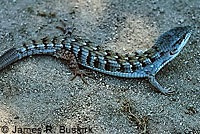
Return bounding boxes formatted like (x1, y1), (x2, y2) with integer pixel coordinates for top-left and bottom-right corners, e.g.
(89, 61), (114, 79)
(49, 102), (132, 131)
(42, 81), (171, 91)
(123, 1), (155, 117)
(56, 20), (74, 36)
(160, 88), (175, 95)
(70, 70), (93, 84)
(148, 75), (175, 95)
(164, 89), (176, 95)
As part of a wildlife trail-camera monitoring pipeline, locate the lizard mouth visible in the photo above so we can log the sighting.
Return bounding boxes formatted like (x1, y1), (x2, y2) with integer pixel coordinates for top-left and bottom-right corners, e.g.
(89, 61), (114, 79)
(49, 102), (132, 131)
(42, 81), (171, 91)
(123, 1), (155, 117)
(170, 48), (178, 55)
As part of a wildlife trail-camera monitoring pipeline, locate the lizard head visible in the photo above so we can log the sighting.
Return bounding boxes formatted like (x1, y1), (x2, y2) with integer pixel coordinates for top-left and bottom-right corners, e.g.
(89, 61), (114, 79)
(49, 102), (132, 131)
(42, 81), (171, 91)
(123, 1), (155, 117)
(154, 26), (192, 60)
(147, 26), (192, 74)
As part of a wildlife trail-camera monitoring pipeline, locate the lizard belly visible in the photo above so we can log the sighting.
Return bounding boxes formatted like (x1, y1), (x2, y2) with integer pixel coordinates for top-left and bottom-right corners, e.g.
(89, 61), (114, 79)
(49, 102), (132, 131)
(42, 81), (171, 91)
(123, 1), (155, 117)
(81, 63), (148, 78)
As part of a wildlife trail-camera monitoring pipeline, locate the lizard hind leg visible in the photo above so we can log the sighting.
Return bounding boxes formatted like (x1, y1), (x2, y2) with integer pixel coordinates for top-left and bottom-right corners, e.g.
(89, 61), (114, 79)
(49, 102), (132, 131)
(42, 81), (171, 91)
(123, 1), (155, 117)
(54, 49), (92, 84)
(56, 20), (75, 36)
(70, 70), (93, 84)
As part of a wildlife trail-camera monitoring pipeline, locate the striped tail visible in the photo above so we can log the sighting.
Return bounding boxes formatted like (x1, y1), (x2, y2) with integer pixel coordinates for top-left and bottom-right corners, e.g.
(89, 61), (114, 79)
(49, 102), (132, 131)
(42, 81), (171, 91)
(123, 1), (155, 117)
(0, 48), (20, 71)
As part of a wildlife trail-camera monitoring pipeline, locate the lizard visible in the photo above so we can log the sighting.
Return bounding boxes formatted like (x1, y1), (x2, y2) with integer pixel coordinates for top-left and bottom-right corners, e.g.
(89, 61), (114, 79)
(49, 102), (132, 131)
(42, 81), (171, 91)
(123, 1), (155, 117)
(0, 22), (192, 95)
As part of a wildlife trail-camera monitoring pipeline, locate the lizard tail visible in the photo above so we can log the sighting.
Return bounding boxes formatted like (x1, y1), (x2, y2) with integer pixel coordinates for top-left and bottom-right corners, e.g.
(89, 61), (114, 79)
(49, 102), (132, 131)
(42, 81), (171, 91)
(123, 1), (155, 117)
(0, 48), (20, 71)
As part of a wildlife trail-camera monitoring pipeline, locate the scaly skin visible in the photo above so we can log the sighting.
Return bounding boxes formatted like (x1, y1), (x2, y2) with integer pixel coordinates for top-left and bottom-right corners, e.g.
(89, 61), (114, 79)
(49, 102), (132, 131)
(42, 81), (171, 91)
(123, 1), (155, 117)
(0, 25), (192, 95)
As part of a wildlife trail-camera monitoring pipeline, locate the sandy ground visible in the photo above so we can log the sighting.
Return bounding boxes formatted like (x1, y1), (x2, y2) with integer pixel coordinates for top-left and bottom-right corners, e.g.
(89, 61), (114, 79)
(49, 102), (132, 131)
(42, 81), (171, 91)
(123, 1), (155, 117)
(0, 0), (199, 134)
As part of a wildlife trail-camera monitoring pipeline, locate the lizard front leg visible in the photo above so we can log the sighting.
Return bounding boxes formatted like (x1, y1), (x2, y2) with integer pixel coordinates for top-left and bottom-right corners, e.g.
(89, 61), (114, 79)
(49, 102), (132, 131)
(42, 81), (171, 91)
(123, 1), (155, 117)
(148, 75), (175, 95)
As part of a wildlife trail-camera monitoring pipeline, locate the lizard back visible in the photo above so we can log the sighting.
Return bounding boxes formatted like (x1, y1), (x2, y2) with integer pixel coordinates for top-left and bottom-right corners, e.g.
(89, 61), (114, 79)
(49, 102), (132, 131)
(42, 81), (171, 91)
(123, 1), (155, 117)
(0, 26), (192, 79)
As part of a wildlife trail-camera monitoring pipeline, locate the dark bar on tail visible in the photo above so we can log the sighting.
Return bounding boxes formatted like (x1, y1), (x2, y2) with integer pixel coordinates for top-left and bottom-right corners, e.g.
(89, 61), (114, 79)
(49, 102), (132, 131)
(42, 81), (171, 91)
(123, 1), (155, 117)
(0, 48), (20, 71)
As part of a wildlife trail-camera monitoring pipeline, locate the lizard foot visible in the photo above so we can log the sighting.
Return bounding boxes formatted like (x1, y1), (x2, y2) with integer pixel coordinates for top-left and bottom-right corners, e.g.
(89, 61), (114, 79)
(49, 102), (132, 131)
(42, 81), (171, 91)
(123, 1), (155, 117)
(158, 88), (175, 96)
(148, 75), (175, 95)
(56, 20), (74, 36)
(70, 70), (93, 84)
